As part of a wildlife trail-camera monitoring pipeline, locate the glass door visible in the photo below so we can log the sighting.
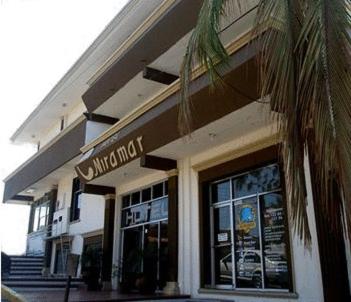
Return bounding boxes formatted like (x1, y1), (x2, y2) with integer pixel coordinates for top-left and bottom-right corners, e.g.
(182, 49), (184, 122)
(159, 221), (168, 289)
(122, 226), (143, 287)
(143, 223), (159, 286)
(122, 221), (169, 290)
(120, 181), (169, 290)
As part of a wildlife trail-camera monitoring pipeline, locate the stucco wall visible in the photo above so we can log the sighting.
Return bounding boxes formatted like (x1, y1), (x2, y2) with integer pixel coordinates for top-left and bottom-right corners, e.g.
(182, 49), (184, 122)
(56, 171), (105, 243)
(69, 193), (105, 254)
(39, 102), (86, 149)
(49, 171), (105, 276)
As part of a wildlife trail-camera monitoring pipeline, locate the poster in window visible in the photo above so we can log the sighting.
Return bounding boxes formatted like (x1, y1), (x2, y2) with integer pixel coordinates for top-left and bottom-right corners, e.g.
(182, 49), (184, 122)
(261, 193), (289, 289)
(234, 197), (262, 288)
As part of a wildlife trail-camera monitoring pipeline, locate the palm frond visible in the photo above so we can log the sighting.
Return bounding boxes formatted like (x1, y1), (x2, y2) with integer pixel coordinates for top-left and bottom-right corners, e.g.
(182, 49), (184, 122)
(297, 0), (351, 237)
(254, 0), (311, 243)
(179, 0), (243, 135)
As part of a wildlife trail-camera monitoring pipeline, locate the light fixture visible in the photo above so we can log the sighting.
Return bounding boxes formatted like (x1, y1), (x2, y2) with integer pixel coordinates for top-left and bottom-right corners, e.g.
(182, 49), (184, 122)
(209, 133), (217, 141)
(26, 187), (36, 194)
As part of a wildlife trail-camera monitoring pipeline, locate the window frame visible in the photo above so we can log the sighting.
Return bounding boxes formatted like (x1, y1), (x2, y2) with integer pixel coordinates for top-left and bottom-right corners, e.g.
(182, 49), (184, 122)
(119, 180), (169, 289)
(32, 201), (50, 232)
(70, 177), (82, 222)
(198, 145), (294, 293)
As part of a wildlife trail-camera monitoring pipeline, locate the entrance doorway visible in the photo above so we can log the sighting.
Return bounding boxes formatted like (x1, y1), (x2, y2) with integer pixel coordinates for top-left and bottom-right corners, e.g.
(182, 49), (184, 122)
(120, 181), (169, 290)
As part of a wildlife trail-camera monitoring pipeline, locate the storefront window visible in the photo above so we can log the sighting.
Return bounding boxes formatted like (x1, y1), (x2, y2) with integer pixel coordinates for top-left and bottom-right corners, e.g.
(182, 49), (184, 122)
(120, 180), (169, 290)
(261, 193), (289, 289)
(208, 163), (291, 291)
(211, 180), (231, 203)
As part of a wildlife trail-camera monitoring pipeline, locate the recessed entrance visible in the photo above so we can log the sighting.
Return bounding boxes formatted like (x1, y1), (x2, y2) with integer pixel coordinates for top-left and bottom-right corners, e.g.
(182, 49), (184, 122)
(120, 180), (169, 291)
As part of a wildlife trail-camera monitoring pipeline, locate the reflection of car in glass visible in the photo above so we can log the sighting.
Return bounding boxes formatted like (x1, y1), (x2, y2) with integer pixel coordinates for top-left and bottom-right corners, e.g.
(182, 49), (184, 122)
(219, 253), (233, 281)
(219, 250), (288, 288)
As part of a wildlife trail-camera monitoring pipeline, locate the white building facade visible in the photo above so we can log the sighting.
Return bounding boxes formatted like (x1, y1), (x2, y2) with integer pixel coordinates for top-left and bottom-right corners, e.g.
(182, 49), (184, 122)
(3, 1), (350, 301)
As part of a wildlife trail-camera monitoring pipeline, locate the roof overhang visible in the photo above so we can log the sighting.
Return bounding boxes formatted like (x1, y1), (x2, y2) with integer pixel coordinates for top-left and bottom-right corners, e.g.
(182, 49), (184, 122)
(82, 0), (203, 113)
(3, 118), (87, 203)
(76, 41), (260, 184)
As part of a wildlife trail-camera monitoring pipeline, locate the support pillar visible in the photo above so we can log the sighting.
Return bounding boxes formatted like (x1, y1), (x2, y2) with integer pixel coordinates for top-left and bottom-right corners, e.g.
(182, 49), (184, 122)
(43, 189), (57, 276)
(163, 174), (180, 295)
(101, 194), (116, 290)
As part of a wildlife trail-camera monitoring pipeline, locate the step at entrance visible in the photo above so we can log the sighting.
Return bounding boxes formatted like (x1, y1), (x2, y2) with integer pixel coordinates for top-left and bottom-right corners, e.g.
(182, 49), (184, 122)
(3, 255), (84, 291)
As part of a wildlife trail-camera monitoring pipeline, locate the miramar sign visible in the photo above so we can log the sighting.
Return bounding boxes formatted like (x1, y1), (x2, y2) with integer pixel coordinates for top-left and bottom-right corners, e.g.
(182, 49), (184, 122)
(76, 135), (144, 182)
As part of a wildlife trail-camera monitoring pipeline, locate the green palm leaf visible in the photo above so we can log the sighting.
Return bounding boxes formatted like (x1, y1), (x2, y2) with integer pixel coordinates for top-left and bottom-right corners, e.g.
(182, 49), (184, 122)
(255, 0), (311, 243)
(179, 0), (235, 135)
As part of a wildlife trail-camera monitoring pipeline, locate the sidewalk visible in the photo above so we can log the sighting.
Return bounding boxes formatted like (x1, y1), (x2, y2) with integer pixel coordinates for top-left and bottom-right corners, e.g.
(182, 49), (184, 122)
(17, 289), (191, 302)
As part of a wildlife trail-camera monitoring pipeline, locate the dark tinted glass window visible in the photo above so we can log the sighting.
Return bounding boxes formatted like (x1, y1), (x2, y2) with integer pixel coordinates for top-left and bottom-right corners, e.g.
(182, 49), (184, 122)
(153, 183), (164, 199)
(131, 191), (140, 205)
(142, 188), (151, 202)
(214, 206), (231, 245)
(234, 197), (261, 288)
(233, 165), (280, 199)
(214, 246), (232, 284)
(122, 195), (130, 208)
(261, 193), (289, 289)
(207, 163), (290, 291)
(71, 178), (82, 221)
(211, 180), (230, 203)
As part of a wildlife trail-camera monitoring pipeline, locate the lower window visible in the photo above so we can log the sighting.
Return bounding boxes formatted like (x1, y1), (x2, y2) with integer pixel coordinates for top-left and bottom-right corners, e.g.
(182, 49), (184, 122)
(206, 163), (292, 291)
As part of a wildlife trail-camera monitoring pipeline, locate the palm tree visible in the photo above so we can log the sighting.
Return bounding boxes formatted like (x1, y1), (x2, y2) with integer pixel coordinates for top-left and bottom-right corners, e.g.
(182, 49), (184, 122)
(179, 0), (351, 244)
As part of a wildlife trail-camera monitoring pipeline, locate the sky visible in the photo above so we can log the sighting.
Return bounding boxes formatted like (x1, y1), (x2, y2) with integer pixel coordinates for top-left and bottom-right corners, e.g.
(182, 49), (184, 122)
(0, 0), (128, 255)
